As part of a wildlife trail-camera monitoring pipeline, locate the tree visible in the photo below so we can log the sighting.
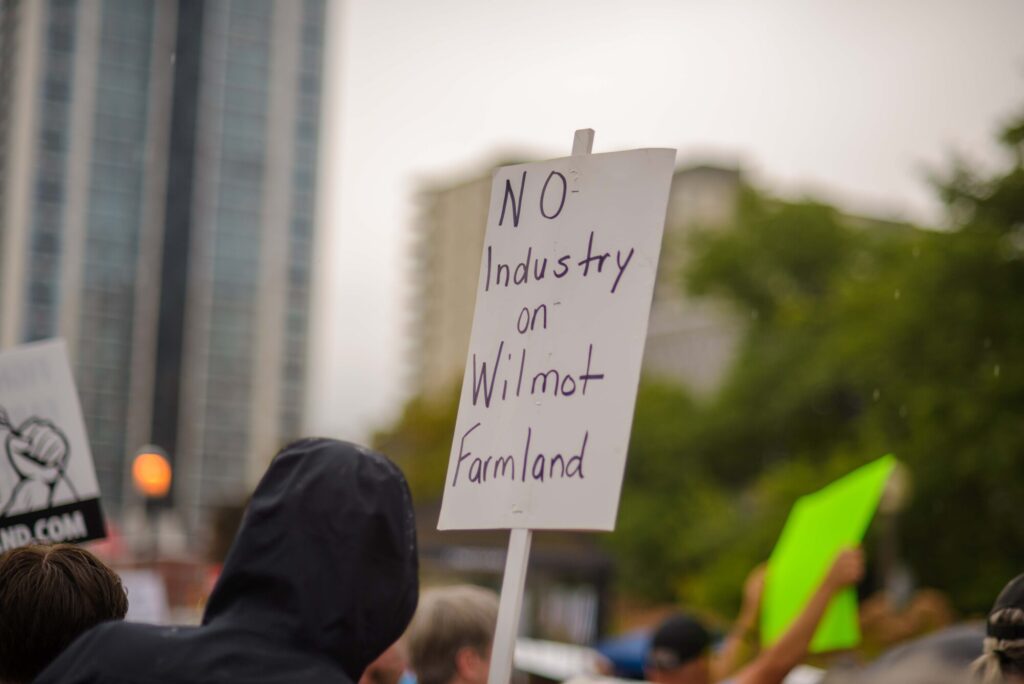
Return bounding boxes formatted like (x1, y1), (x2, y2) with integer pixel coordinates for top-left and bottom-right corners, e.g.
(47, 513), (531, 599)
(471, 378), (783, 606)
(609, 108), (1024, 614)
(378, 109), (1024, 616)
(372, 388), (459, 502)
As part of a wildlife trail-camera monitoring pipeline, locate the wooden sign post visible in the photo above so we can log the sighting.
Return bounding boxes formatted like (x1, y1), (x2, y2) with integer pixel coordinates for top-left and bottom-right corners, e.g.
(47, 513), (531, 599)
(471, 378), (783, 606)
(487, 129), (596, 684)
(438, 130), (676, 684)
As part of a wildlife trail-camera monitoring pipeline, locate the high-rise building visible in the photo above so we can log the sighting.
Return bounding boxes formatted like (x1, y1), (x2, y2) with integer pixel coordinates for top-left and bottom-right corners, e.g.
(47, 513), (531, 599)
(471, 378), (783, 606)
(410, 162), (744, 402)
(0, 0), (326, 535)
(410, 160), (918, 409)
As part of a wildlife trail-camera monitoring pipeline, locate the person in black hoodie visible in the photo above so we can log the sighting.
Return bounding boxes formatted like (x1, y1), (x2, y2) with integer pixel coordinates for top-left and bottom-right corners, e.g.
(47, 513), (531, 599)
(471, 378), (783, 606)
(36, 438), (420, 684)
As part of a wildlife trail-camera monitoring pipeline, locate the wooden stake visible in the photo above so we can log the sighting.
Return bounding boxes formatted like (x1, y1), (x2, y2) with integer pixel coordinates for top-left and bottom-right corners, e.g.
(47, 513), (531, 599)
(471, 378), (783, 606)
(487, 528), (532, 684)
(485, 128), (595, 684)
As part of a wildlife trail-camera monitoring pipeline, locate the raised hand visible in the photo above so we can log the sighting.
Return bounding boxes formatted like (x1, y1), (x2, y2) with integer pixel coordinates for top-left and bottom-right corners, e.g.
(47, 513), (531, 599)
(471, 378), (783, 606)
(824, 547), (865, 591)
(738, 563), (766, 629)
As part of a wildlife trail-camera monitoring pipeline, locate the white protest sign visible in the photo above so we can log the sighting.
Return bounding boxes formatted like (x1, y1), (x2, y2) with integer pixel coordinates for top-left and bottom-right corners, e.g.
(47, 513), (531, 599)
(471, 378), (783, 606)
(439, 146), (675, 531)
(120, 569), (171, 624)
(0, 339), (106, 551)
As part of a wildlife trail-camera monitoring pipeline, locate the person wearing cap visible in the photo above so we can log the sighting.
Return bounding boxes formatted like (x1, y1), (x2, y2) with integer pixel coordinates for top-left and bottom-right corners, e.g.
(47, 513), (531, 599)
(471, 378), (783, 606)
(645, 548), (864, 684)
(974, 573), (1024, 684)
(646, 613), (716, 684)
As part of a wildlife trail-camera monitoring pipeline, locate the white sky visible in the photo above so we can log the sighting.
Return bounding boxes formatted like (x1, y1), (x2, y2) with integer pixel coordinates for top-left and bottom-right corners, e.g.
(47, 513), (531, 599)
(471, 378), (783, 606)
(307, 0), (1024, 443)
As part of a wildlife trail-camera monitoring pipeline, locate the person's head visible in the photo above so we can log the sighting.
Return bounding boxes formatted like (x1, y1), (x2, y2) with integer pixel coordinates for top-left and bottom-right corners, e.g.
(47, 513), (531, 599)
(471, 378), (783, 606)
(0, 543), (128, 684)
(406, 585), (500, 684)
(974, 573), (1024, 684)
(202, 439), (419, 682)
(360, 641), (409, 684)
(644, 614), (713, 684)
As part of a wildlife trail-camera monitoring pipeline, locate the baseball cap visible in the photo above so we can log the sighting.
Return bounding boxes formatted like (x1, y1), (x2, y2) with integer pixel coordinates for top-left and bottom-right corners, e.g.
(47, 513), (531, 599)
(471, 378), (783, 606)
(646, 614), (712, 671)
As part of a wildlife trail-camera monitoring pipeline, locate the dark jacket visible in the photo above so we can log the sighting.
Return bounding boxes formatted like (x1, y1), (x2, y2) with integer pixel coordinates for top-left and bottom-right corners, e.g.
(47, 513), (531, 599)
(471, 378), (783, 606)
(36, 439), (419, 684)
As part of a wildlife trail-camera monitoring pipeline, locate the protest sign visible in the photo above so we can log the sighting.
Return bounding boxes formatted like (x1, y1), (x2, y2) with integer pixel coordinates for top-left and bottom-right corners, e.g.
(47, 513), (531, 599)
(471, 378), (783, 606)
(0, 339), (106, 551)
(120, 569), (171, 624)
(761, 455), (897, 652)
(438, 139), (676, 532)
(437, 130), (674, 684)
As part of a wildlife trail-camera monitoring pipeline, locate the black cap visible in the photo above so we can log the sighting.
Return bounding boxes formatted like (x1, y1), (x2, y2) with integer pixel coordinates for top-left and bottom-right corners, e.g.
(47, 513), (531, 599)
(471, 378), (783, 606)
(988, 573), (1024, 641)
(646, 614), (711, 670)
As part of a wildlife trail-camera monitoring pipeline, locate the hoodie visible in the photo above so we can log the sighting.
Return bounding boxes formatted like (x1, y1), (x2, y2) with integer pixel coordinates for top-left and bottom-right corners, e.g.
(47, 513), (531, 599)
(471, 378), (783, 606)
(35, 438), (419, 684)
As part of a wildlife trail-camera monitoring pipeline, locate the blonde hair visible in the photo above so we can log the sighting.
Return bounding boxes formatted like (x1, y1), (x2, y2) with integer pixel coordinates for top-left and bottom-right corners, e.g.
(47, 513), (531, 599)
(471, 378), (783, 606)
(973, 608), (1024, 684)
(406, 585), (499, 684)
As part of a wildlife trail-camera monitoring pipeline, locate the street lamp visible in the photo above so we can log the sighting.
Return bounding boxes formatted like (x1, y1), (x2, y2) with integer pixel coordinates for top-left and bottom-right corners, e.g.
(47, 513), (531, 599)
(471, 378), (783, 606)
(132, 446), (172, 560)
(132, 448), (172, 498)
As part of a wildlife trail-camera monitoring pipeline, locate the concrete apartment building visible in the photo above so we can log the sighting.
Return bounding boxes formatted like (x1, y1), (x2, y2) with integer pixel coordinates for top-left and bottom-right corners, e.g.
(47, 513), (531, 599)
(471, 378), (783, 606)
(0, 0), (326, 537)
(410, 162), (745, 402)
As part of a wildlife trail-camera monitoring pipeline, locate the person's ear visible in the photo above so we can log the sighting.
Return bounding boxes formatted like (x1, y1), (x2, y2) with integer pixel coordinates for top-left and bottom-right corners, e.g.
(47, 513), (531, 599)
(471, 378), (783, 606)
(454, 646), (488, 684)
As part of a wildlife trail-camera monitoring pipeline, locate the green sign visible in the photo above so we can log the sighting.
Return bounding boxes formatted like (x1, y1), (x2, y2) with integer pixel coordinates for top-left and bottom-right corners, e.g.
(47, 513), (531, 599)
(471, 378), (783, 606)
(761, 455), (897, 652)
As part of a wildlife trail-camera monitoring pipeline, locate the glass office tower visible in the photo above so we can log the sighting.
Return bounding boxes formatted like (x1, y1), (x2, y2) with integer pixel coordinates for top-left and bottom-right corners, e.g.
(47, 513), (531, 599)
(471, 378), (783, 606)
(0, 0), (326, 535)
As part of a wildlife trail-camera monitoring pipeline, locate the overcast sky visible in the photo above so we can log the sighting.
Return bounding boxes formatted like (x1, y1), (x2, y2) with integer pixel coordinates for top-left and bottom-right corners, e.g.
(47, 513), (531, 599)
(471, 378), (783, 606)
(307, 0), (1024, 443)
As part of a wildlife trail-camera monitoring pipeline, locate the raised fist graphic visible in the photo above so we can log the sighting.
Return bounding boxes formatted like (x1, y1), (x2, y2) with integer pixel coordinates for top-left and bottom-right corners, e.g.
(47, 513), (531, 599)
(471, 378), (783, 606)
(0, 407), (78, 517)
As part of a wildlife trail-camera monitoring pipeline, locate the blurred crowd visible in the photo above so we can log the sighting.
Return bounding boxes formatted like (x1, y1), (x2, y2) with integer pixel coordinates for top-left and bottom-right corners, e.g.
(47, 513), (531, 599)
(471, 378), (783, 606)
(0, 438), (1020, 684)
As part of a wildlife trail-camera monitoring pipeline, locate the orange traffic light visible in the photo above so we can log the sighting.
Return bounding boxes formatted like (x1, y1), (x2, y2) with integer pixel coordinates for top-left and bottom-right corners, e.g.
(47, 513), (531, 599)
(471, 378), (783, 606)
(132, 449), (172, 498)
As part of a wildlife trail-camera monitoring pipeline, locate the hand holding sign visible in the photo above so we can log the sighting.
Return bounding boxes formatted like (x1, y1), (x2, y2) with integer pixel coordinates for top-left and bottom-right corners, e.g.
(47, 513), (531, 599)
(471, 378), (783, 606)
(735, 547), (868, 684)
(739, 564), (767, 629)
(823, 548), (865, 592)
(761, 456), (896, 652)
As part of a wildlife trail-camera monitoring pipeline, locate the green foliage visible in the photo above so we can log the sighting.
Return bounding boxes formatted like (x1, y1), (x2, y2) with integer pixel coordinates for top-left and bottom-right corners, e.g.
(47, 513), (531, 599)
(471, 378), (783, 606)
(608, 380), (709, 603)
(687, 190), (858, 324)
(378, 109), (1024, 618)
(608, 108), (1024, 615)
(372, 387), (459, 502)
